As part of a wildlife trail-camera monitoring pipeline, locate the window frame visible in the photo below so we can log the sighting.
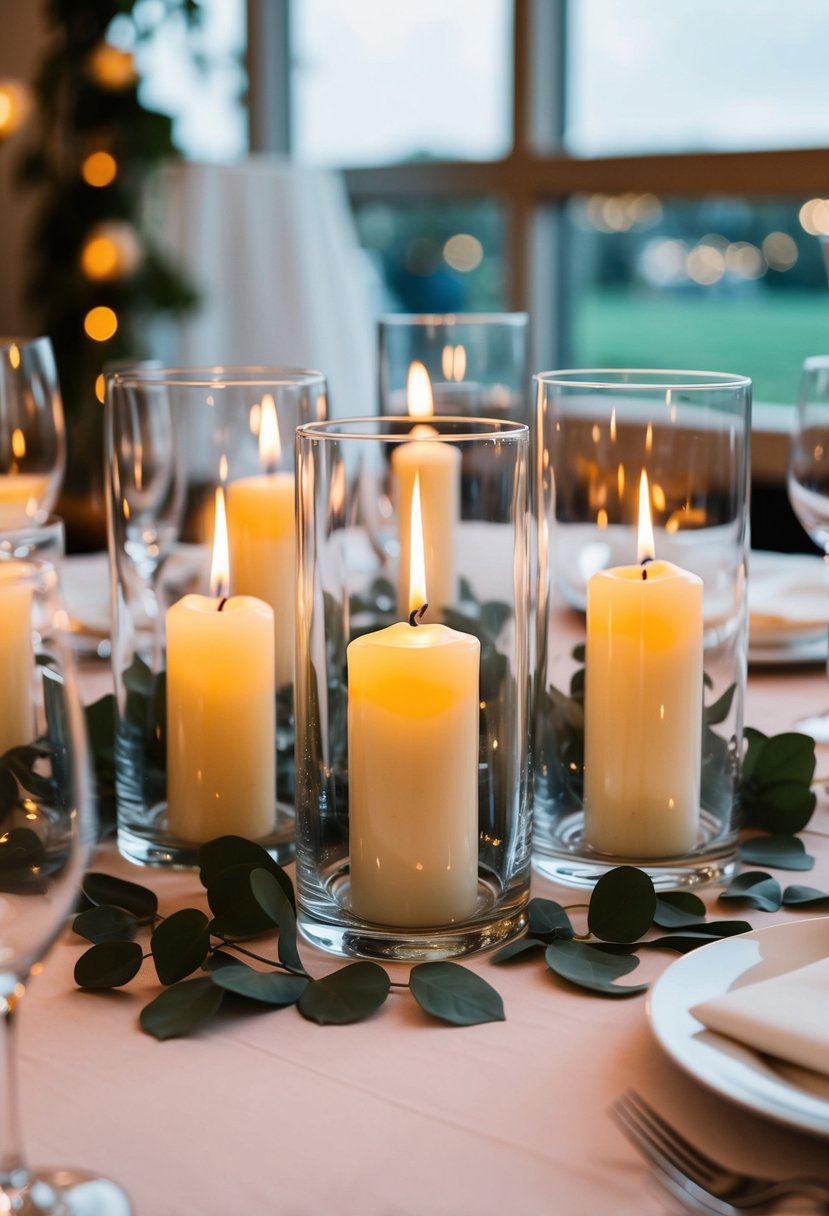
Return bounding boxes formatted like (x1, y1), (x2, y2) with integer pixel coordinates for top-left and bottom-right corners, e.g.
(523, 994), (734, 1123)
(248, 0), (829, 382)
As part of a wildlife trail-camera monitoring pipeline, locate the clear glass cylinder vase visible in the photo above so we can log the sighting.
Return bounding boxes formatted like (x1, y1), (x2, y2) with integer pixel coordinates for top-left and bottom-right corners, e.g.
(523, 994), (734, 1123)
(295, 416), (531, 959)
(105, 366), (327, 867)
(533, 369), (751, 888)
(378, 313), (530, 424)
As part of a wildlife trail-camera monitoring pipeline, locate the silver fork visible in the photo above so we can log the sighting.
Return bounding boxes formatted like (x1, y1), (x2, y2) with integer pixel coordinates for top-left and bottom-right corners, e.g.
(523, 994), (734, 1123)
(610, 1089), (829, 1213)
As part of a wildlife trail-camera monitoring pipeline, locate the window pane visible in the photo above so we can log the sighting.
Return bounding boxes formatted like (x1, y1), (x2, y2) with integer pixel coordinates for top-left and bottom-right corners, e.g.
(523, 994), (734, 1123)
(567, 0), (829, 156)
(565, 196), (827, 404)
(134, 0), (247, 161)
(354, 200), (506, 313)
(291, 0), (513, 166)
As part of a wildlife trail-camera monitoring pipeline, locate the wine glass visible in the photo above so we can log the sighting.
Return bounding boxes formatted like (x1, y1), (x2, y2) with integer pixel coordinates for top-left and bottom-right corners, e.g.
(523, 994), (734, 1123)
(787, 354), (829, 741)
(0, 337), (65, 532)
(0, 557), (130, 1213)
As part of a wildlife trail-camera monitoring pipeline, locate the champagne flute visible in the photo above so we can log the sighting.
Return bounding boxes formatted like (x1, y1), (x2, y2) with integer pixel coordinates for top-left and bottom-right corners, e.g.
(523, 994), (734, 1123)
(0, 558), (130, 1213)
(787, 354), (829, 740)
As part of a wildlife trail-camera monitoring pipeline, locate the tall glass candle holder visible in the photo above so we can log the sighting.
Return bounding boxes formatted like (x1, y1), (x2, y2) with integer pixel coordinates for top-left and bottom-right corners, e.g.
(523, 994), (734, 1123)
(105, 366), (327, 867)
(295, 417), (531, 960)
(533, 370), (751, 889)
(379, 313), (530, 424)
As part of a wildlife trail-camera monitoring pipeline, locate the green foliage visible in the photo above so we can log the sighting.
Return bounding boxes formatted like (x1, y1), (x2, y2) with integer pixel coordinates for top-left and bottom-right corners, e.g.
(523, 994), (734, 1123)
(719, 871), (783, 912)
(587, 867), (657, 943)
(545, 940), (648, 998)
(738, 834), (814, 870)
(298, 963), (391, 1026)
(408, 962), (504, 1026)
(740, 729), (817, 833)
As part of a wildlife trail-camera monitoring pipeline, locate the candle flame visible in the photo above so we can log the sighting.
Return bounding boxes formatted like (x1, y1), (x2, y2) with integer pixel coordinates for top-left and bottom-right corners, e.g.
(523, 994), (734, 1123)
(637, 469), (655, 564)
(407, 361), (434, 420)
(259, 393), (281, 470)
(408, 472), (428, 613)
(11, 428), (25, 459)
(210, 486), (230, 598)
(453, 343), (466, 381)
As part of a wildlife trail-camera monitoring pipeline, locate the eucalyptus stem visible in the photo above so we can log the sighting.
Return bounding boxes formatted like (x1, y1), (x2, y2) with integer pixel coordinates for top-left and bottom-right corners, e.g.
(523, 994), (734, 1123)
(211, 938), (306, 978)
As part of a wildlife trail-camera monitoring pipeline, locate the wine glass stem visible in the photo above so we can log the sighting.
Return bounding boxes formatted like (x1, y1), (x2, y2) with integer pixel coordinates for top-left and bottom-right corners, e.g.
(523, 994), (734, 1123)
(0, 988), (29, 1190)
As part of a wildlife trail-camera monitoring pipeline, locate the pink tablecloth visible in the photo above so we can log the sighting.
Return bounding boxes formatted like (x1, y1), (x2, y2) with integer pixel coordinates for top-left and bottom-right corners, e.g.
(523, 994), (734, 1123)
(21, 567), (829, 1216)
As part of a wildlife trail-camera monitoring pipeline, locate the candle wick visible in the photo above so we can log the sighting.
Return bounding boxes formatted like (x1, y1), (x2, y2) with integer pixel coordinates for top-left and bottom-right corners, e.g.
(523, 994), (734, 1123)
(641, 568), (647, 581)
(217, 597), (228, 612)
(408, 602), (428, 627)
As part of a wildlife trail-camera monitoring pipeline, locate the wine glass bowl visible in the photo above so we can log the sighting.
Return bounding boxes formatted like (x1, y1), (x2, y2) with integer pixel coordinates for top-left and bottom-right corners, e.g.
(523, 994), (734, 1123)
(0, 337), (65, 531)
(0, 557), (130, 1213)
(787, 355), (829, 740)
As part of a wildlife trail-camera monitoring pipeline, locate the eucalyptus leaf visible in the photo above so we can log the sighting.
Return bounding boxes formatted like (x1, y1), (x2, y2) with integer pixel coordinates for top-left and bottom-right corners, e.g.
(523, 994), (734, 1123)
(72, 905), (137, 944)
(719, 871), (782, 912)
(298, 962), (390, 1025)
(249, 868), (305, 975)
(151, 908), (211, 985)
(207, 862), (288, 938)
(704, 683), (736, 727)
(740, 729), (817, 832)
(588, 867), (656, 943)
(82, 872), (158, 923)
(545, 939), (648, 997)
(211, 962), (308, 1006)
(74, 940), (144, 989)
(653, 891), (707, 929)
(739, 834), (815, 871)
(490, 938), (546, 964)
(198, 836), (295, 910)
(140, 977), (224, 1040)
(639, 933), (728, 954)
(782, 884), (829, 908)
(201, 950), (240, 972)
(409, 962), (505, 1026)
(673, 920), (752, 936)
(527, 898), (574, 941)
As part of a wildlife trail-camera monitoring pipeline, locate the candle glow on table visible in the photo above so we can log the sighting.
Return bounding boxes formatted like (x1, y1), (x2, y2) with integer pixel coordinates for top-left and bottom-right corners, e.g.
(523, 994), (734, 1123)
(347, 473), (480, 927)
(391, 361), (460, 617)
(227, 394), (295, 688)
(584, 470), (704, 858)
(166, 486), (276, 843)
(0, 561), (33, 754)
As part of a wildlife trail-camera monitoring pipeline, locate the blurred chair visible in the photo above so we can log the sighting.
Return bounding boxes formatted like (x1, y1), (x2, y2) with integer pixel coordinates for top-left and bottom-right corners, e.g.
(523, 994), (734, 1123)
(143, 157), (376, 417)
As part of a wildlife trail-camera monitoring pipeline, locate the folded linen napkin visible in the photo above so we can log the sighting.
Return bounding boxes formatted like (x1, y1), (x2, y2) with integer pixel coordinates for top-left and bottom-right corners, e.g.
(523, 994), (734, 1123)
(748, 551), (828, 643)
(690, 957), (829, 1077)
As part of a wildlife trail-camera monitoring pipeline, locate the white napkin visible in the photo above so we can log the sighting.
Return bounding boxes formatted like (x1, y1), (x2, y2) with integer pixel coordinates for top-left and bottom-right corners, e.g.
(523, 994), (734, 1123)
(690, 957), (829, 1077)
(748, 551), (828, 643)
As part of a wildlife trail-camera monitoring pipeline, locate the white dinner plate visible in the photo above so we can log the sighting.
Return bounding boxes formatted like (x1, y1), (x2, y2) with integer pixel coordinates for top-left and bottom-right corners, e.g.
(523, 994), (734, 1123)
(648, 917), (829, 1138)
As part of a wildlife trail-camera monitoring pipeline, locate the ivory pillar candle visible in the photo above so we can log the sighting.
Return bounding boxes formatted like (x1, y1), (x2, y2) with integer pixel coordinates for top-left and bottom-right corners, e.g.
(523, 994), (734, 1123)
(0, 563), (33, 753)
(227, 394), (295, 688)
(347, 472), (479, 927)
(584, 471), (703, 858)
(166, 488), (276, 843)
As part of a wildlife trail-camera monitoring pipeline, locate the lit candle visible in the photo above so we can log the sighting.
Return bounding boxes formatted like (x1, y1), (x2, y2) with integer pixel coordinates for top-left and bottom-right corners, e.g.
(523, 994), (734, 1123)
(348, 473), (479, 927)
(391, 361), (460, 617)
(0, 561), (33, 753)
(226, 394), (295, 687)
(584, 470), (703, 858)
(166, 487), (276, 843)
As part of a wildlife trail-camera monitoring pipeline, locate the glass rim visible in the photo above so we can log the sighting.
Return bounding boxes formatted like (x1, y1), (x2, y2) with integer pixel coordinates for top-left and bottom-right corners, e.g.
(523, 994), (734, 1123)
(105, 365), (326, 389)
(534, 368), (752, 391)
(297, 416), (529, 443)
(379, 312), (529, 328)
(0, 553), (60, 589)
(0, 335), (54, 355)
